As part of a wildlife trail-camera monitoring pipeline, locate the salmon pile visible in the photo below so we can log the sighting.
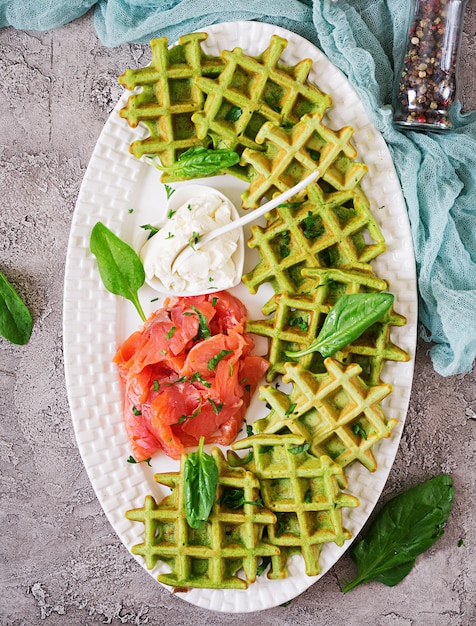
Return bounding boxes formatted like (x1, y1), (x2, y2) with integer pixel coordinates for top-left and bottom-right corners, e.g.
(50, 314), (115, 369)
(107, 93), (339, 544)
(113, 291), (269, 461)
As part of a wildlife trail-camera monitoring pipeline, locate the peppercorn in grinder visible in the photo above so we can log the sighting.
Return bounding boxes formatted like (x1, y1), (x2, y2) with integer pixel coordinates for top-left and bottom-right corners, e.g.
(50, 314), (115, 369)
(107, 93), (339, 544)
(393, 0), (467, 130)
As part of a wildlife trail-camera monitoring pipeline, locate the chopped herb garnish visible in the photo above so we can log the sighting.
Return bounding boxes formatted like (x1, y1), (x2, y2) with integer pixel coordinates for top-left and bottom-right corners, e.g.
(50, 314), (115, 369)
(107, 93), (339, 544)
(190, 372), (211, 388)
(176, 403), (202, 425)
(302, 211), (323, 239)
(140, 223), (159, 239)
(166, 325), (177, 340)
(304, 489), (313, 503)
(208, 398), (224, 415)
(225, 105), (243, 122)
(160, 349), (167, 355)
(128, 208), (134, 214)
(127, 455), (152, 466)
(190, 305), (211, 339)
(245, 384), (251, 393)
(257, 556), (272, 576)
(189, 231), (200, 249)
(208, 276), (214, 282)
(187, 203), (192, 211)
(207, 349), (233, 371)
(132, 406), (142, 416)
(167, 208), (176, 219)
(165, 375), (187, 386)
(309, 149), (320, 161)
(150, 297), (159, 302)
(217, 488), (263, 510)
(289, 442), (311, 454)
(280, 244), (290, 258)
(278, 229), (291, 258)
(277, 201), (304, 209)
(285, 402), (297, 416)
(458, 538), (465, 547)
(246, 423), (254, 437)
(153, 380), (160, 392)
(165, 232), (174, 239)
(352, 422), (368, 440)
(288, 314), (309, 332)
(275, 512), (286, 537)
(164, 184), (175, 200)
(259, 445), (273, 454)
(212, 296), (218, 306)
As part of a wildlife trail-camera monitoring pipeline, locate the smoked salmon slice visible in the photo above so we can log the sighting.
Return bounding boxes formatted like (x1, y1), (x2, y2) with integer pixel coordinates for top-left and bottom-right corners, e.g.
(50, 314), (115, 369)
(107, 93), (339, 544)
(113, 291), (269, 461)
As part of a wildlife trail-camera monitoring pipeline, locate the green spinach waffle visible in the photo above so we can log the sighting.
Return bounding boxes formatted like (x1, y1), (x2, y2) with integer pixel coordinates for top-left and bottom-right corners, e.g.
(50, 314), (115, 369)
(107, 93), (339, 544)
(118, 33), (226, 177)
(254, 359), (396, 486)
(240, 111), (368, 209)
(126, 447), (279, 590)
(242, 180), (386, 304)
(192, 35), (331, 157)
(245, 267), (391, 381)
(229, 433), (359, 578)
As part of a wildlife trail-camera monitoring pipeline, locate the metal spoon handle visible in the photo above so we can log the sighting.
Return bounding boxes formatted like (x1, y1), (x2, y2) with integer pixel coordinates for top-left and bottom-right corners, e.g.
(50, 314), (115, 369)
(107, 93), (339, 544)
(171, 169), (319, 273)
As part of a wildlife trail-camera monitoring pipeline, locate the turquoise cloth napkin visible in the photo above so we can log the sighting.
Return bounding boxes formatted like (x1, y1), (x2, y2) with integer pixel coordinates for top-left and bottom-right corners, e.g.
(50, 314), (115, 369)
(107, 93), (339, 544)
(2, 0), (476, 377)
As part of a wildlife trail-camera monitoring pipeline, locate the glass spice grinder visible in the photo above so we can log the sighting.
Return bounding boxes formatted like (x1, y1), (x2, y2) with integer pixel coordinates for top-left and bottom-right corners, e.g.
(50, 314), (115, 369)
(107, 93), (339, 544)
(393, 0), (468, 130)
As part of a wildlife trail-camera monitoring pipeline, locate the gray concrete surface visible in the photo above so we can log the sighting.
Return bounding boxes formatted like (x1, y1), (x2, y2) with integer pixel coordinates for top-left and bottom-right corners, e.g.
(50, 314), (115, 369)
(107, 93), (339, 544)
(1, 6), (475, 625)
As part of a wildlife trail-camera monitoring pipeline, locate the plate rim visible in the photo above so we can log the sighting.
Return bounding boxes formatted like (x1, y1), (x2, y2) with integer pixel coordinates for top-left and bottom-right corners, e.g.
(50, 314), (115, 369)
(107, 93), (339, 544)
(63, 19), (418, 613)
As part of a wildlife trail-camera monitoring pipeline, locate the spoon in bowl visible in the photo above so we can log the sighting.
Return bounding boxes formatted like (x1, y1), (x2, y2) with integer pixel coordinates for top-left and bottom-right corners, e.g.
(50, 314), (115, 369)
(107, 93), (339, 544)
(170, 169), (320, 275)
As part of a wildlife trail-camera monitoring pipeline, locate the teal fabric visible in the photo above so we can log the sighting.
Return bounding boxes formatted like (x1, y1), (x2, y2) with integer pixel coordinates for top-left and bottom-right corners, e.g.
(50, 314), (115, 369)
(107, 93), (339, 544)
(2, 0), (475, 377)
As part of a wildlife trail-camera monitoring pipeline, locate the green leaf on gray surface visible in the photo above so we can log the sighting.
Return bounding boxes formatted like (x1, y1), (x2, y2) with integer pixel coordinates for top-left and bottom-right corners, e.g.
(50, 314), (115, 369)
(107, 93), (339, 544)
(342, 474), (455, 592)
(0, 271), (33, 345)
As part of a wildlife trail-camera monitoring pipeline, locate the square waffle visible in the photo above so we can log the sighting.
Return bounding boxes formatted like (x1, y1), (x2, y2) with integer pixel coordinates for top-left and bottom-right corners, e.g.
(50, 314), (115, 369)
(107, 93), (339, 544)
(118, 33), (225, 176)
(242, 181), (386, 305)
(192, 35), (332, 157)
(229, 433), (359, 578)
(240, 111), (369, 209)
(126, 447), (279, 590)
(253, 358), (396, 485)
(245, 267), (389, 381)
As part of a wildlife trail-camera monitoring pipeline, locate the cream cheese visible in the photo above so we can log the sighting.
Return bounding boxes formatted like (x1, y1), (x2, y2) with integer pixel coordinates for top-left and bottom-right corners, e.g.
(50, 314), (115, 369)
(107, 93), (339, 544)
(140, 188), (242, 295)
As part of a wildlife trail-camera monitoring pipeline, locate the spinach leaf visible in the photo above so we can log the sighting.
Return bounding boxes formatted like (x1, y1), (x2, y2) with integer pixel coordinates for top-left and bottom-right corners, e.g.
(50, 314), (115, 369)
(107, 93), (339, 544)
(90, 222), (146, 322)
(151, 146), (240, 179)
(184, 437), (219, 528)
(342, 474), (455, 592)
(0, 271), (33, 345)
(285, 292), (394, 359)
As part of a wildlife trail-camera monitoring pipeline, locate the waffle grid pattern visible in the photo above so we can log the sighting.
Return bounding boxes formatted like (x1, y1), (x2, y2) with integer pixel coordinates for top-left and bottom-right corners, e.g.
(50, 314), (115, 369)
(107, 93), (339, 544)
(245, 267), (391, 381)
(231, 434), (359, 578)
(255, 359), (397, 483)
(126, 448), (278, 589)
(243, 181), (386, 300)
(118, 33), (224, 166)
(192, 35), (331, 156)
(240, 111), (368, 209)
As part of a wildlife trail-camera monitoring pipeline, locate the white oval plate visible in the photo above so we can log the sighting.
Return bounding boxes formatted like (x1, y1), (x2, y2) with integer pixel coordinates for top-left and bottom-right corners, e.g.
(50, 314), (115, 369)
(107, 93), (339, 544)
(63, 21), (418, 613)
